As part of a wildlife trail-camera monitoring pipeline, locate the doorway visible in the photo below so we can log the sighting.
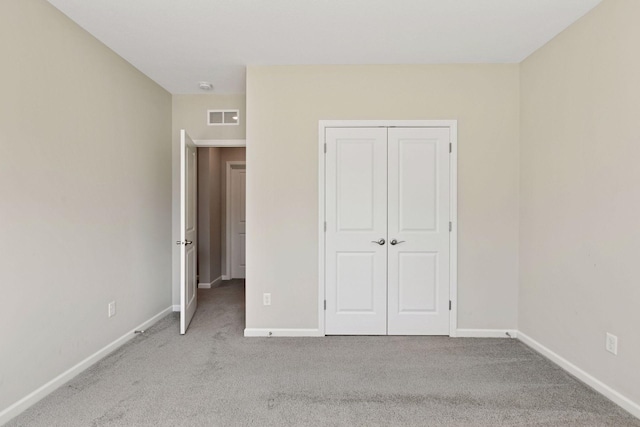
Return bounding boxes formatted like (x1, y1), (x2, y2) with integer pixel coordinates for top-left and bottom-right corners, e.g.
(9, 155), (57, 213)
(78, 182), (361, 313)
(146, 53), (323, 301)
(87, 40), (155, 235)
(197, 149), (246, 286)
(319, 121), (458, 336)
(178, 133), (246, 335)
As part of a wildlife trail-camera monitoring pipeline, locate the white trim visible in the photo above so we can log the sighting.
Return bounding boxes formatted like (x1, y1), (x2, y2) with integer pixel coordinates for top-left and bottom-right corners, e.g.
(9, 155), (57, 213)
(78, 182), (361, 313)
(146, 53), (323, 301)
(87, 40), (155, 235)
(317, 122), (326, 336)
(448, 124), (458, 337)
(455, 329), (518, 338)
(244, 328), (323, 337)
(518, 331), (640, 419)
(317, 120), (458, 337)
(211, 275), (223, 288)
(172, 304), (180, 312)
(221, 275), (231, 281)
(193, 139), (246, 147)
(318, 120), (458, 128)
(197, 276), (222, 289)
(225, 161), (246, 279)
(0, 306), (173, 426)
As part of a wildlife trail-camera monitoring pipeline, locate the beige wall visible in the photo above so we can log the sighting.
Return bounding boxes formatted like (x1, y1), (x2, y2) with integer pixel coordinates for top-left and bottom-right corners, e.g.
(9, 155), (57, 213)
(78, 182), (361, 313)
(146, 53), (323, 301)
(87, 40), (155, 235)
(0, 0), (172, 416)
(246, 65), (520, 330)
(520, 0), (640, 406)
(172, 95), (246, 303)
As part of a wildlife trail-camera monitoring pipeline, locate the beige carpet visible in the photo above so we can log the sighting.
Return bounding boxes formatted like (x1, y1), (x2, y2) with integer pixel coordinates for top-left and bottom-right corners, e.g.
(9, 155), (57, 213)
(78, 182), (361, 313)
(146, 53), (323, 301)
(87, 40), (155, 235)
(7, 280), (639, 426)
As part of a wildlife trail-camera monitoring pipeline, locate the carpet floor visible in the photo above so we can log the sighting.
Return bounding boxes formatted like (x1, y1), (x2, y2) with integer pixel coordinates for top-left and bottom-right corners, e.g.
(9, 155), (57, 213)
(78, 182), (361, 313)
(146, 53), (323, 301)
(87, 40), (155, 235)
(8, 280), (639, 427)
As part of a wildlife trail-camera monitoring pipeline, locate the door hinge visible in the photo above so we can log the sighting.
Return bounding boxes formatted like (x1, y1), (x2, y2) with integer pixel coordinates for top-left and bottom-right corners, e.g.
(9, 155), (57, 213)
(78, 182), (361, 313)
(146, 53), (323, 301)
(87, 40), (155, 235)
(324, 143), (327, 154)
(324, 300), (327, 310)
(324, 221), (327, 232)
(449, 222), (452, 232)
(449, 300), (452, 311)
(449, 142), (452, 153)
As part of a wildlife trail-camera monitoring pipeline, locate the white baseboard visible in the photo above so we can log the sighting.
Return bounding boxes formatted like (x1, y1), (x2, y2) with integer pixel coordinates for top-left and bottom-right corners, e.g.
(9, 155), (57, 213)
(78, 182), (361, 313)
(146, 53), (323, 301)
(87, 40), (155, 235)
(518, 331), (640, 419)
(0, 306), (173, 426)
(244, 328), (324, 337)
(198, 276), (222, 289)
(455, 329), (518, 338)
(172, 305), (180, 312)
(221, 275), (231, 281)
(244, 328), (517, 338)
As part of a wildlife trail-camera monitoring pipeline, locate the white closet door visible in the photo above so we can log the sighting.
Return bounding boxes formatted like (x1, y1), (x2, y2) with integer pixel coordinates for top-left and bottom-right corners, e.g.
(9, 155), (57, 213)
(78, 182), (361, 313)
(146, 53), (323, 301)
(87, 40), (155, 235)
(387, 127), (450, 335)
(325, 128), (388, 335)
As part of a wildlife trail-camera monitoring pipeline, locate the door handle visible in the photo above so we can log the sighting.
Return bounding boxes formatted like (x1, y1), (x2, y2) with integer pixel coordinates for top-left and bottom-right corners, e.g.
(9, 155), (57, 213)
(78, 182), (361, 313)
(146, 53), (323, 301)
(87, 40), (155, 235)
(390, 239), (405, 245)
(371, 238), (386, 245)
(175, 240), (193, 246)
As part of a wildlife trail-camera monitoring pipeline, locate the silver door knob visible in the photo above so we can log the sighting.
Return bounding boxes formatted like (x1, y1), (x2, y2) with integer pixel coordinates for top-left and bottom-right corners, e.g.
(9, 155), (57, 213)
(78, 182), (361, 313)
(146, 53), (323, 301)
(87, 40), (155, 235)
(371, 238), (386, 245)
(390, 239), (405, 245)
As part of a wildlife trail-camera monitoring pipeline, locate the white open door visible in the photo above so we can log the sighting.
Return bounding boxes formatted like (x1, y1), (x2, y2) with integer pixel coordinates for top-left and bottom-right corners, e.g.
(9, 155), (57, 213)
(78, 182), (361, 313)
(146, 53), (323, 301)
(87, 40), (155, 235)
(179, 130), (197, 334)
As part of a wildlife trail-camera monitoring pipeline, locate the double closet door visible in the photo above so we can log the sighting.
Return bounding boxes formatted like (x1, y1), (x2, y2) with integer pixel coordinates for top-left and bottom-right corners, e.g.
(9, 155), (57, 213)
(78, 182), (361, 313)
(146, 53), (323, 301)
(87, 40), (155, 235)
(325, 127), (451, 335)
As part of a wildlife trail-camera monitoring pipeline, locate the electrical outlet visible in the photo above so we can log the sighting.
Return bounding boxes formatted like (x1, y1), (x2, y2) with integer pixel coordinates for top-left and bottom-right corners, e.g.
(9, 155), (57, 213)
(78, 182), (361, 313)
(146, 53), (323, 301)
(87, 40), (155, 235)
(108, 301), (116, 318)
(605, 333), (618, 355)
(263, 293), (271, 306)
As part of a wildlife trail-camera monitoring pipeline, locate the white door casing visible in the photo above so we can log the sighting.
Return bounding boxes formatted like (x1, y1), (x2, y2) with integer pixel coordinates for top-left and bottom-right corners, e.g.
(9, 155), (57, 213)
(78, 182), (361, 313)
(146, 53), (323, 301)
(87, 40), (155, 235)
(180, 130), (197, 334)
(230, 165), (246, 279)
(321, 122), (456, 336)
(325, 128), (388, 335)
(387, 127), (450, 335)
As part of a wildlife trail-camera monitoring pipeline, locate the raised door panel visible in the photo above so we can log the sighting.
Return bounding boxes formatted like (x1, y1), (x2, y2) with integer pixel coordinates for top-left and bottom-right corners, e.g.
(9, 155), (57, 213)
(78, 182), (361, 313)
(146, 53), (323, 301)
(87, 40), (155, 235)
(186, 243), (197, 309)
(336, 140), (375, 231)
(398, 252), (437, 313)
(186, 144), (197, 234)
(336, 252), (377, 312)
(398, 139), (437, 232)
(325, 128), (387, 335)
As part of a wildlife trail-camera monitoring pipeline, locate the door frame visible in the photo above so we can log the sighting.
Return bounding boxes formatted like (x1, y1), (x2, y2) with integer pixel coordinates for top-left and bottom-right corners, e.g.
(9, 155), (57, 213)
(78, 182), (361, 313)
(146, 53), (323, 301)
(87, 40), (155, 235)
(174, 138), (245, 311)
(317, 120), (458, 337)
(225, 161), (247, 279)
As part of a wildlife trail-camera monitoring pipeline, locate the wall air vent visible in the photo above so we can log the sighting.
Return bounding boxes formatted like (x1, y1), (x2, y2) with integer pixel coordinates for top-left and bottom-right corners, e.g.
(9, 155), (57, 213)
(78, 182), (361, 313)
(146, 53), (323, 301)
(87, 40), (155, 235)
(208, 109), (240, 126)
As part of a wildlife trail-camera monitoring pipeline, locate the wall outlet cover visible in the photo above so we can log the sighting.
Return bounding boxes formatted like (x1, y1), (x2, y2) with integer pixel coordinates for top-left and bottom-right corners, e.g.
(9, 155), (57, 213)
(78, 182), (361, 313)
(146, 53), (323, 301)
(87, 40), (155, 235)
(605, 332), (618, 355)
(108, 301), (116, 318)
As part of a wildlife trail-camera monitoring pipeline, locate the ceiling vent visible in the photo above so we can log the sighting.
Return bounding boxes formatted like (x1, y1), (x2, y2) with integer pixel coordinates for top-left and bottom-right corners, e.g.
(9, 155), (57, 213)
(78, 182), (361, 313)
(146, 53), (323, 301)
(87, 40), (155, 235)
(208, 109), (239, 126)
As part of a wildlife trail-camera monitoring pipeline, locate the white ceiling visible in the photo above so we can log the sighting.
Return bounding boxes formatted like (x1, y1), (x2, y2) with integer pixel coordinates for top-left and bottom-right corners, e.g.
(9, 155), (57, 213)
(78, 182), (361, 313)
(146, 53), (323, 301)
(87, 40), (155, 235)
(48, 0), (602, 94)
